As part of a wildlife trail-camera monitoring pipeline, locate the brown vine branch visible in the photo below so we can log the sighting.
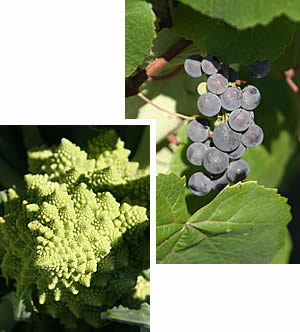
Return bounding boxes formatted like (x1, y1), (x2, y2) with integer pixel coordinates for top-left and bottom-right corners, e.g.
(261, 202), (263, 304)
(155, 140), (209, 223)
(148, 64), (184, 81)
(126, 39), (192, 97)
(168, 134), (180, 146)
(137, 92), (196, 120)
(281, 64), (300, 95)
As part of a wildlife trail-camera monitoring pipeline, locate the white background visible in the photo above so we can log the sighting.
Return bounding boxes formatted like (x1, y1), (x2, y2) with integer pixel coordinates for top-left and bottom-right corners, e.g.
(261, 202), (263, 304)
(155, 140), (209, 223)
(0, 2), (299, 332)
(0, 1), (124, 122)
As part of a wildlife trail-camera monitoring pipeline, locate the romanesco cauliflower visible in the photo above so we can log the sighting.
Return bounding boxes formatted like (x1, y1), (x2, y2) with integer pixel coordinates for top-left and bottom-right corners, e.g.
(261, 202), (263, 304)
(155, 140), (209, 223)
(0, 129), (150, 328)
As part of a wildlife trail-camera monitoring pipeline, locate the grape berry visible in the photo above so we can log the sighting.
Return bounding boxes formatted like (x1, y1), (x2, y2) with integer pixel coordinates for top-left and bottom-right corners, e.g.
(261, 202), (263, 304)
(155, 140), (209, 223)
(184, 55), (267, 196)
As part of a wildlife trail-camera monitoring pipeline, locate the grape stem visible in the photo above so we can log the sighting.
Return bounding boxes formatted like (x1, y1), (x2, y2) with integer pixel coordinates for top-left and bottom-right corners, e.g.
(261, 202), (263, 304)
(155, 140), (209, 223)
(281, 64), (300, 95)
(125, 39), (192, 97)
(137, 92), (196, 120)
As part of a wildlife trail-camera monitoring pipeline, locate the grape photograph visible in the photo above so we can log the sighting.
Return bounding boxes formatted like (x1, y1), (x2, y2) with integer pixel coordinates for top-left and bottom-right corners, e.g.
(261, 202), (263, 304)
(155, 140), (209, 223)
(125, 0), (300, 264)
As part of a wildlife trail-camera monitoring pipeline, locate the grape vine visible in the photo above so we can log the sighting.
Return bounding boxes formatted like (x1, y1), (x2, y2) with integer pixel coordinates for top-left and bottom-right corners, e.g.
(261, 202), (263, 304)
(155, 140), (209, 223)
(126, 0), (300, 265)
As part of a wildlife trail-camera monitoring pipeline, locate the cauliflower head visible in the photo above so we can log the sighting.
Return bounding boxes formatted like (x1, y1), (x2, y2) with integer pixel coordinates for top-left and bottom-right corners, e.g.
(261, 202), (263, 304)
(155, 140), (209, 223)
(0, 129), (150, 328)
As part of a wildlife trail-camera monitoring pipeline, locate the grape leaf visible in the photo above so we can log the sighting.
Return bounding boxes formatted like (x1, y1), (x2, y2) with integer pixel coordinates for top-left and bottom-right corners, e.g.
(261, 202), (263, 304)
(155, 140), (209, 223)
(156, 173), (291, 264)
(173, 4), (296, 64)
(126, 92), (183, 143)
(151, 28), (181, 59)
(273, 26), (300, 71)
(125, 0), (156, 77)
(150, 0), (175, 28)
(243, 131), (295, 188)
(179, 0), (300, 29)
(269, 230), (292, 264)
(156, 172), (188, 226)
(101, 303), (150, 330)
(240, 65), (298, 187)
(150, 28), (202, 75)
(156, 146), (174, 174)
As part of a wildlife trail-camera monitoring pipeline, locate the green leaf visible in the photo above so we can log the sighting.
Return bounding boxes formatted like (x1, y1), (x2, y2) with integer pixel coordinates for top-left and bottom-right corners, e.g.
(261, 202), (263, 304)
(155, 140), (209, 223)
(156, 173), (291, 264)
(156, 146), (175, 174)
(125, 0), (156, 76)
(240, 67), (298, 187)
(101, 303), (150, 330)
(179, 0), (300, 29)
(243, 131), (295, 188)
(173, 4), (296, 64)
(150, 28), (202, 75)
(125, 70), (200, 143)
(150, 0), (175, 28)
(269, 230), (292, 264)
(273, 26), (300, 70)
(169, 121), (197, 177)
(151, 28), (181, 58)
(156, 173), (188, 225)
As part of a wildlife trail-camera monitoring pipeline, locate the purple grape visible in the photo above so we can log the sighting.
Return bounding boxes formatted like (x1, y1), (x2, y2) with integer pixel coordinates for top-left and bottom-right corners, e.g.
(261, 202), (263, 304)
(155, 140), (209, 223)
(241, 85), (261, 110)
(211, 173), (230, 191)
(227, 144), (246, 160)
(188, 172), (212, 196)
(228, 109), (252, 132)
(203, 147), (229, 175)
(242, 124), (264, 147)
(186, 142), (207, 166)
(184, 54), (203, 78)
(248, 60), (270, 79)
(187, 119), (210, 142)
(220, 87), (242, 111)
(197, 93), (221, 117)
(212, 123), (242, 152)
(207, 73), (228, 95)
(226, 160), (250, 183)
(201, 56), (221, 75)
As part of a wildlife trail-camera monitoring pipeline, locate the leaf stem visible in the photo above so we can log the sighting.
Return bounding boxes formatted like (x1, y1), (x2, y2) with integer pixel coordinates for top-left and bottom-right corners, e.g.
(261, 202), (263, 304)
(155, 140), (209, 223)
(137, 92), (196, 120)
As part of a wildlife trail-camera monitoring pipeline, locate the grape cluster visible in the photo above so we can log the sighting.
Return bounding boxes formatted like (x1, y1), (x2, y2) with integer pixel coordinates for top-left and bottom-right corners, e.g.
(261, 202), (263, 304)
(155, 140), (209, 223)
(184, 55), (269, 196)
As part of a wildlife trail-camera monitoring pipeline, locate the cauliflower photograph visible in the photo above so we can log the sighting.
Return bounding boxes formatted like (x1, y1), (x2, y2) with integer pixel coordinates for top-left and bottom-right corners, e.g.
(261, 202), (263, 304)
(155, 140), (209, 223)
(0, 125), (150, 332)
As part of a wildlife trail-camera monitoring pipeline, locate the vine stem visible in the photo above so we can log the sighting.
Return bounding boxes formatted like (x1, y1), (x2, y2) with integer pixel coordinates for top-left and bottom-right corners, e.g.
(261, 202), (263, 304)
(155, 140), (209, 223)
(148, 65), (184, 81)
(126, 39), (192, 97)
(168, 134), (180, 145)
(137, 92), (196, 120)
